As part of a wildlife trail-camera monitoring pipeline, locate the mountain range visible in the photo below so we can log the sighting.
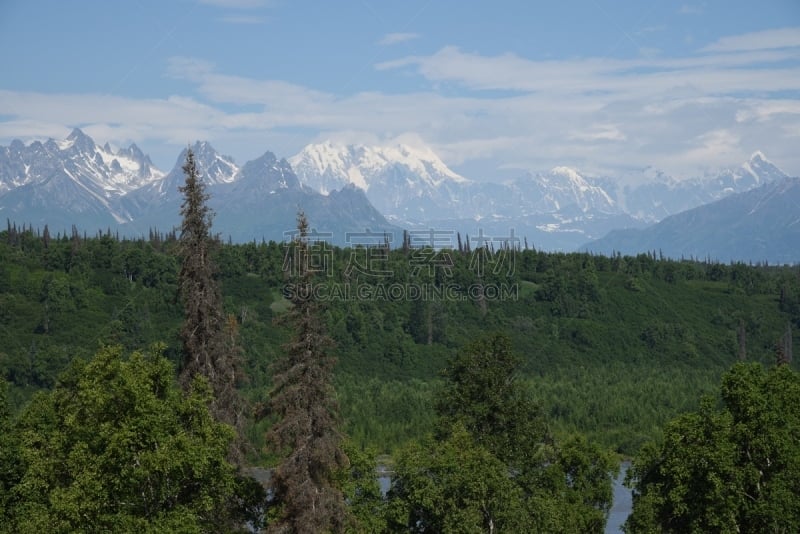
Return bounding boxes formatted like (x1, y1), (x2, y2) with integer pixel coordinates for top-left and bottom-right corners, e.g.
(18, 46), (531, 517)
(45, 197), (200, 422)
(0, 129), (162, 230)
(584, 177), (800, 264)
(0, 129), (797, 262)
(0, 129), (398, 244)
(290, 141), (791, 251)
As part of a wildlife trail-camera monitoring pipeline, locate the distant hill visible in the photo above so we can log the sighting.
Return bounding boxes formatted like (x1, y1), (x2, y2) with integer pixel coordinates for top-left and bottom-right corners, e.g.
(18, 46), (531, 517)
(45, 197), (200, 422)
(583, 177), (800, 264)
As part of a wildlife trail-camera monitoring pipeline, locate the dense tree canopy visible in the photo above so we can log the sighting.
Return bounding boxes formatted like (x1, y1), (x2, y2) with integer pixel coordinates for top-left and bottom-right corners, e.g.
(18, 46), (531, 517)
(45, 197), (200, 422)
(625, 362), (800, 533)
(388, 333), (617, 532)
(1, 222), (799, 531)
(1, 225), (797, 456)
(0, 345), (260, 533)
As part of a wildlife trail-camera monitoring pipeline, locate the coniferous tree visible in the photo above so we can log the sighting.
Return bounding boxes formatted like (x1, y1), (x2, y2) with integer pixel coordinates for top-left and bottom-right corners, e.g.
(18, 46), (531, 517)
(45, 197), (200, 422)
(177, 148), (244, 458)
(267, 212), (349, 533)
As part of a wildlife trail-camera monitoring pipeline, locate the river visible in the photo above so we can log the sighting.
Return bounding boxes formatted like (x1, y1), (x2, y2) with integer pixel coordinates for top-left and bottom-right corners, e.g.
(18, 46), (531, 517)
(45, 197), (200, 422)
(605, 461), (632, 534)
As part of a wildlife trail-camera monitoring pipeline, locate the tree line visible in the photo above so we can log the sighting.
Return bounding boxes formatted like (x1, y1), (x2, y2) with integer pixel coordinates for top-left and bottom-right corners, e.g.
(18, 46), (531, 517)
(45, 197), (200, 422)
(0, 148), (799, 531)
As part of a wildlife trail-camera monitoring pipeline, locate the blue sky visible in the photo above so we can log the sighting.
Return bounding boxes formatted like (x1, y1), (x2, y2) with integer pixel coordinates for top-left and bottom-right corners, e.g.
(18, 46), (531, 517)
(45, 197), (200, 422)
(1, 0), (799, 180)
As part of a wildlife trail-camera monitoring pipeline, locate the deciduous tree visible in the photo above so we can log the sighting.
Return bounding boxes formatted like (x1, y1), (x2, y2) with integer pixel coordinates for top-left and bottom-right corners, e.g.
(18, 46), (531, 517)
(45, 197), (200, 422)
(2, 345), (258, 532)
(626, 362), (800, 533)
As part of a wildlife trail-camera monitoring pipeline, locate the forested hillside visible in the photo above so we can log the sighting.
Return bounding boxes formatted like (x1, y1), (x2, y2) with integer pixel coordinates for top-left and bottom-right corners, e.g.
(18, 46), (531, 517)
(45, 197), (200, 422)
(2, 223), (798, 457)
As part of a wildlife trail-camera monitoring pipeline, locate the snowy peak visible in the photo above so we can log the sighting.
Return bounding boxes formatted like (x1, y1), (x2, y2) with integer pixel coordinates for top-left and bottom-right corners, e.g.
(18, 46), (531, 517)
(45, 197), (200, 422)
(706, 151), (788, 197)
(290, 141), (468, 195)
(0, 129), (164, 197)
(742, 150), (787, 185)
(63, 127), (96, 153)
(184, 141), (238, 185)
(509, 166), (618, 216)
(288, 140), (471, 222)
(550, 166), (585, 184)
(144, 142), (237, 202)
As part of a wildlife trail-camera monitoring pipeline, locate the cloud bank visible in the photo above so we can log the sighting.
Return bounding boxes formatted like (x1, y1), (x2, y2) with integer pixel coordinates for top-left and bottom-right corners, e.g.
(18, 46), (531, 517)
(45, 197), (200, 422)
(1, 27), (799, 180)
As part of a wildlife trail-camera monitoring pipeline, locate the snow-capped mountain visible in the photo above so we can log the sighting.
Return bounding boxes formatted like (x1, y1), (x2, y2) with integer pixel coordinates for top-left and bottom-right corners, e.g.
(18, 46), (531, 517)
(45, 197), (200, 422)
(120, 141), (238, 217)
(290, 142), (470, 221)
(0, 131), (399, 242)
(1, 129), (794, 255)
(508, 166), (619, 216)
(0, 128), (163, 197)
(585, 177), (800, 264)
(122, 144), (399, 243)
(289, 142), (794, 252)
(621, 152), (788, 221)
(0, 128), (164, 229)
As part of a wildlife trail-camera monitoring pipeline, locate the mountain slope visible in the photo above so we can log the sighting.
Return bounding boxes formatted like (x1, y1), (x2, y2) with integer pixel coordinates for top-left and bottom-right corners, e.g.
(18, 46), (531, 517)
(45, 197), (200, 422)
(584, 177), (800, 264)
(0, 129), (164, 230)
(621, 152), (788, 221)
(121, 144), (400, 243)
(290, 141), (470, 221)
(290, 142), (788, 253)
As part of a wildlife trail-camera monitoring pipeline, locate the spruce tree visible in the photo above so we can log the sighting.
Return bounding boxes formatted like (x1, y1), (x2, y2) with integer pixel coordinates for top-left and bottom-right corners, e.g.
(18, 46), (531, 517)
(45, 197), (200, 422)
(177, 148), (244, 458)
(267, 212), (349, 533)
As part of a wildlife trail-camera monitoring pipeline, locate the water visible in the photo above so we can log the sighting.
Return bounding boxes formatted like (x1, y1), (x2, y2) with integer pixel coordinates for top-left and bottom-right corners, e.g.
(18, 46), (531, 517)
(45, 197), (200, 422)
(605, 461), (632, 534)
(378, 473), (391, 496)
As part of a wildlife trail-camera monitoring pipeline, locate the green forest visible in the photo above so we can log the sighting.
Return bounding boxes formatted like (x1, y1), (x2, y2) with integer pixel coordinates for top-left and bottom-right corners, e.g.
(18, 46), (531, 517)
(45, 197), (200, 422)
(1, 154), (799, 531)
(1, 223), (797, 452)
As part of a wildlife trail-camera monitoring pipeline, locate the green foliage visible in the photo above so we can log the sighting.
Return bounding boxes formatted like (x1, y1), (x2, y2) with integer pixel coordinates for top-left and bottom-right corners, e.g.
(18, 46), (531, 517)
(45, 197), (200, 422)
(0, 377), (23, 526)
(335, 441), (387, 533)
(389, 334), (618, 532)
(0, 344), (259, 533)
(387, 423), (531, 533)
(1, 228), (798, 459)
(436, 333), (548, 464)
(337, 375), (438, 455)
(625, 363), (800, 533)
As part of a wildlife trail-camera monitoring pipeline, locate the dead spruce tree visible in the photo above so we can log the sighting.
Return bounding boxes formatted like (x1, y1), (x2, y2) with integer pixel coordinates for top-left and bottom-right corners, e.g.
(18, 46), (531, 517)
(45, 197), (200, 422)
(267, 212), (349, 533)
(177, 148), (245, 461)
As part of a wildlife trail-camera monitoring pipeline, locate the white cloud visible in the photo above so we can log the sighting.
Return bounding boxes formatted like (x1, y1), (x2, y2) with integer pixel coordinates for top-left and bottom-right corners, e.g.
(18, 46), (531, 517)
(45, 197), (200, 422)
(682, 129), (741, 166)
(167, 56), (333, 108)
(3, 26), (800, 180)
(378, 32), (420, 46)
(375, 46), (800, 96)
(701, 27), (800, 52)
(569, 124), (627, 142)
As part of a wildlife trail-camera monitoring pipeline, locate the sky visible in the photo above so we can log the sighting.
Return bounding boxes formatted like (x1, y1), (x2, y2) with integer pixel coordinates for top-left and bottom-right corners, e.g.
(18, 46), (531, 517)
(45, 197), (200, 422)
(1, 0), (799, 182)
